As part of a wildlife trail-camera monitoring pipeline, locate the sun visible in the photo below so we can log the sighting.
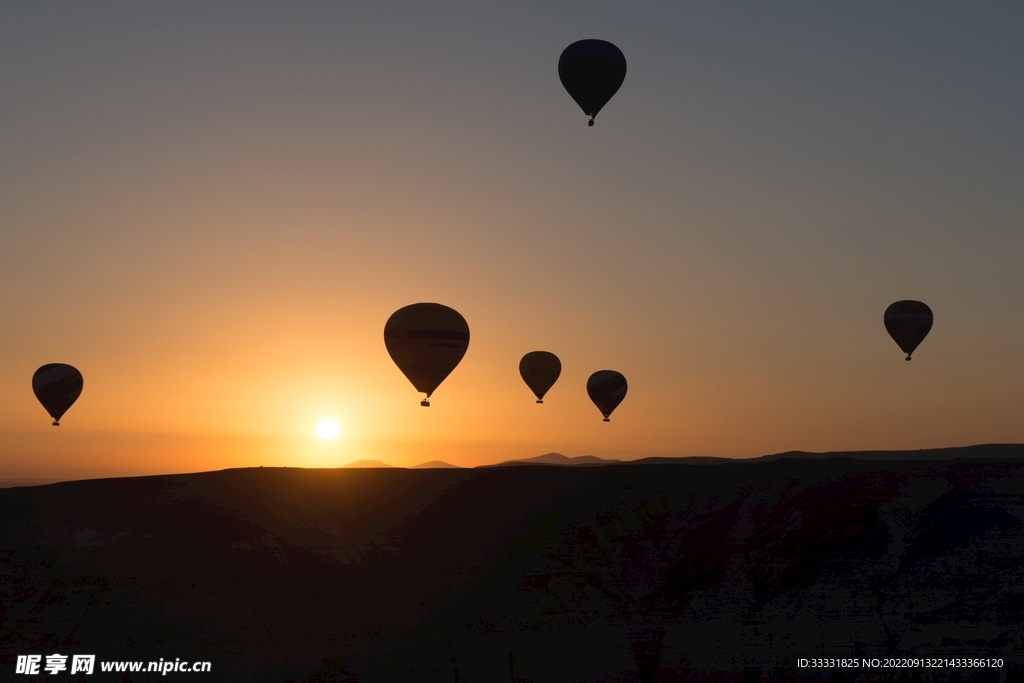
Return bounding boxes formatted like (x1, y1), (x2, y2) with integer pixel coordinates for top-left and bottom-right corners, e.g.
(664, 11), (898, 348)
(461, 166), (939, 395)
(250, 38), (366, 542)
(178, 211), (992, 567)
(316, 417), (341, 440)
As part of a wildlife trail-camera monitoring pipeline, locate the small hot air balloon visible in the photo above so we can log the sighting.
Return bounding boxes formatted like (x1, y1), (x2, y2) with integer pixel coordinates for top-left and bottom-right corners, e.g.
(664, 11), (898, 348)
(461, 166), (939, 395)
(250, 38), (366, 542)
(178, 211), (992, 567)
(519, 351), (561, 403)
(33, 363), (83, 426)
(558, 39), (627, 126)
(884, 300), (933, 360)
(384, 303), (469, 406)
(587, 370), (627, 422)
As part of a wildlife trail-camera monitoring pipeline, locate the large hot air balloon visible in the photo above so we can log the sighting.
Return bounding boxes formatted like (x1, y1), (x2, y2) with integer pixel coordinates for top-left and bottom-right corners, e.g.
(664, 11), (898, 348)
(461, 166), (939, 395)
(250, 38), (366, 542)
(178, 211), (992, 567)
(587, 370), (627, 422)
(384, 303), (469, 406)
(32, 363), (83, 426)
(884, 300), (933, 360)
(558, 39), (627, 126)
(519, 351), (561, 403)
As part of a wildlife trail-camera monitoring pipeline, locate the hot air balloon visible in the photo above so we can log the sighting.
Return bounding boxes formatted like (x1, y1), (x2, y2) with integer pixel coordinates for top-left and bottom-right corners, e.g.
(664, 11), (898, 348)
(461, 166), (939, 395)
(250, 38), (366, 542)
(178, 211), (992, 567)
(884, 300), (933, 360)
(384, 303), (469, 406)
(558, 39), (627, 126)
(32, 363), (83, 426)
(587, 370), (627, 422)
(519, 351), (561, 403)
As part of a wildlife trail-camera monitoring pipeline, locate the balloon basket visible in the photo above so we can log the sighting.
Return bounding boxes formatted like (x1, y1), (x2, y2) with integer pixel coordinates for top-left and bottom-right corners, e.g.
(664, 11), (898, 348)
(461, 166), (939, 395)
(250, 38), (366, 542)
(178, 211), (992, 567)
(588, 119), (594, 126)
(536, 400), (543, 404)
(420, 400), (430, 407)
(52, 421), (60, 426)
(603, 418), (610, 422)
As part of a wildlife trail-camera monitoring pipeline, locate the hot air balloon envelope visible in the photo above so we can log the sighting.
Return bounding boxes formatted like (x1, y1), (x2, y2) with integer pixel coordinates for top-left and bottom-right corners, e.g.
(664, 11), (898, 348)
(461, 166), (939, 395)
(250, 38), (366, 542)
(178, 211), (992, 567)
(384, 303), (469, 405)
(558, 39), (626, 125)
(33, 363), (83, 426)
(884, 300), (933, 360)
(519, 351), (561, 403)
(587, 370), (627, 421)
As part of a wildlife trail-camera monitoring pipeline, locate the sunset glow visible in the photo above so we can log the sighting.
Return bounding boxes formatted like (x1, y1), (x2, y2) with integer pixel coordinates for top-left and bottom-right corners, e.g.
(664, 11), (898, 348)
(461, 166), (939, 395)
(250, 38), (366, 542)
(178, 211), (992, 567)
(316, 418), (341, 440)
(1, 3), (1021, 485)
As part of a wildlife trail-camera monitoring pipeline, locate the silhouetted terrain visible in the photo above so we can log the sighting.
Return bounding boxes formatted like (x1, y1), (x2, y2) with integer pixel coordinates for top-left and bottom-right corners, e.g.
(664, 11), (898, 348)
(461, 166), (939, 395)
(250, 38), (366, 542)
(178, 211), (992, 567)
(3, 445), (1024, 682)
(341, 460), (395, 468)
(489, 452), (622, 467)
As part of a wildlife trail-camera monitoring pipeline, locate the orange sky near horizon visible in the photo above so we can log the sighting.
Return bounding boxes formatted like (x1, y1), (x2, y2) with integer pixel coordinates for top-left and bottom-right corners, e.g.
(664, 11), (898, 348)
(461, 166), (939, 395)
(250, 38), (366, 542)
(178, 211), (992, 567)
(2, 3), (1023, 482)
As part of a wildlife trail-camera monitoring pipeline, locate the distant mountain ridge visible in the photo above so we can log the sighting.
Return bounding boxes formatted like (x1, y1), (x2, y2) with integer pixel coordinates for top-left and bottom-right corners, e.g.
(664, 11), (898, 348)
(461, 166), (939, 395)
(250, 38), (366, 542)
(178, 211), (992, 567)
(486, 452), (622, 467)
(4, 445), (1021, 488)
(629, 442), (1024, 465)
(758, 442), (1024, 460)
(483, 444), (1024, 469)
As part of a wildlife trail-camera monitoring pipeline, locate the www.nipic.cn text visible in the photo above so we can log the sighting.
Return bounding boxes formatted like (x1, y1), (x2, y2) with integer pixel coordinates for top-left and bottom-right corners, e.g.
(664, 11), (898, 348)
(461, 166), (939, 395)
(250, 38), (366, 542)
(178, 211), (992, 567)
(15, 654), (212, 675)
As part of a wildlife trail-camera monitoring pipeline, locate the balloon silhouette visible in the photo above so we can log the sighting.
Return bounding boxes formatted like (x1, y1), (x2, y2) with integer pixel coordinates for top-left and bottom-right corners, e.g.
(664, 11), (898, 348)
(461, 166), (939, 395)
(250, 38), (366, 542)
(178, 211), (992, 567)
(587, 370), (627, 422)
(558, 39), (627, 126)
(884, 300), (933, 360)
(384, 303), (469, 406)
(519, 351), (561, 403)
(33, 363), (83, 426)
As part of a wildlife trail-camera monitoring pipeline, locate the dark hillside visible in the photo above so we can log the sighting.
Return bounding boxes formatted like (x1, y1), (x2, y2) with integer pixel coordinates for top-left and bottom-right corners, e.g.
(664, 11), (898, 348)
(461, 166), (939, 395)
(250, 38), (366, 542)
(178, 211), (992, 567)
(2, 451), (1024, 681)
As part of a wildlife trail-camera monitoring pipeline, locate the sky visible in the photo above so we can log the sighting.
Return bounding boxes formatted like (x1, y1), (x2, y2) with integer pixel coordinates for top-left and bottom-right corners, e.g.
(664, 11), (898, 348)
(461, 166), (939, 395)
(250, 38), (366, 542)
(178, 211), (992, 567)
(1, 1), (1022, 480)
